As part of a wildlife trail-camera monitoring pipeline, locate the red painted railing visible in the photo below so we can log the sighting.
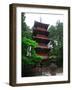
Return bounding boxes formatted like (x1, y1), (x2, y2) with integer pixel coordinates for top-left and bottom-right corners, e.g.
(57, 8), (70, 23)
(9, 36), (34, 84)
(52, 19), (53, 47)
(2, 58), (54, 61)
(37, 52), (48, 56)
(35, 34), (48, 40)
(38, 45), (48, 49)
(37, 27), (47, 31)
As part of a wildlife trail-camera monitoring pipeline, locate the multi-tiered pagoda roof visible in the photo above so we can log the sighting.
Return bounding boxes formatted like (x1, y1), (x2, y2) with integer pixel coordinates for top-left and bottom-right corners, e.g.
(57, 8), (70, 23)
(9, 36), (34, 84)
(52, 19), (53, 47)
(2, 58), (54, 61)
(33, 21), (51, 61)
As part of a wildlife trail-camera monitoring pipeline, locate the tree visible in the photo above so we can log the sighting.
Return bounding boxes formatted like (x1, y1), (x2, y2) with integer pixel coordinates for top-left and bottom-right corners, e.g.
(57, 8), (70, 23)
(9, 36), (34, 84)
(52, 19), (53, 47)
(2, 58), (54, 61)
(22, 13), (43, 66)
(48, 20), (63, 67)
(22, 37), (43, 65)
(22, 13), (32, 39)
(49, 20), (63, 46)
(21, 13), (43, 76)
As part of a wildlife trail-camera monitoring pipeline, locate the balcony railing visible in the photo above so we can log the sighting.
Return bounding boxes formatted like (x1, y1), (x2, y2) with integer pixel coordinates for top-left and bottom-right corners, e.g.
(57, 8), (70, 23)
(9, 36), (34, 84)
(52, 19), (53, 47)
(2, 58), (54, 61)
(36, 34), (47, 38)
(37, 52), (48, 56)
(37, 27), (47, 31)
(33, 27), (48, 33)
(37, 45), (48, 49)
(33, 35), (48, 40)
(36, 52), (48, 59)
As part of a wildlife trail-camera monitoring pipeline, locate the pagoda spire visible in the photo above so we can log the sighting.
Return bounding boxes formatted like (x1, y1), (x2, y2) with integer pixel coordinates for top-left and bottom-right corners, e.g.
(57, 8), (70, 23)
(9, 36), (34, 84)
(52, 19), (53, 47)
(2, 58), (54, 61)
(40, 16), (42, 23)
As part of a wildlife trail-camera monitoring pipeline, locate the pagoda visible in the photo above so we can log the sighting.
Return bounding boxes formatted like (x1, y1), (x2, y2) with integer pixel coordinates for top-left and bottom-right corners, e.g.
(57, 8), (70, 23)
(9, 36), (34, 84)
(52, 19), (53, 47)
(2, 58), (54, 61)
(32, 21), (51, 67)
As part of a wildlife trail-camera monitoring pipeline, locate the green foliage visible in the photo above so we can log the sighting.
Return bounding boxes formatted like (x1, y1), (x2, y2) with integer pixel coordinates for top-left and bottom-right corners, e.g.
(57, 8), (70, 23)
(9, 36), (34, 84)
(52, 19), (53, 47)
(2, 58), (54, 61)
(22, 37), (38, 48)
(49, 20), (63, 47)
(48, 20), (63, 67)
(21, 13), (43, 66)
(22, 13), (32, 39)
(22, 55), (43, 65)
(22, 37), (43, 65)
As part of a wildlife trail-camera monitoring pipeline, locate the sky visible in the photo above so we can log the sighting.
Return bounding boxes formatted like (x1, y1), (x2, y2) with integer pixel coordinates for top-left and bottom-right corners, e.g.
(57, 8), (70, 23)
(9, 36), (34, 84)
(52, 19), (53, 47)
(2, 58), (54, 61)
(24, 13), (64, 29)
